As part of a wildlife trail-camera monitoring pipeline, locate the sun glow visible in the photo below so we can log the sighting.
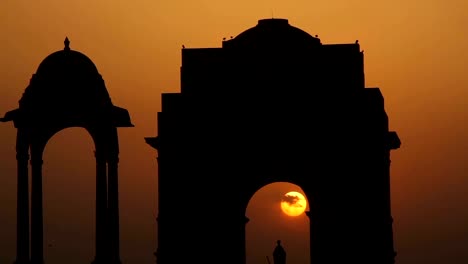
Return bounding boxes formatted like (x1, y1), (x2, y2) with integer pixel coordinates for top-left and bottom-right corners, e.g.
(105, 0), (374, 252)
(280, 191), (307, 217)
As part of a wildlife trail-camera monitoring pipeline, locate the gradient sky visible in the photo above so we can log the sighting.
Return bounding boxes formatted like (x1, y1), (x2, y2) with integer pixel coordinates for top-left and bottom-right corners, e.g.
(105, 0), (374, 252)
(1, 1), (468, 263)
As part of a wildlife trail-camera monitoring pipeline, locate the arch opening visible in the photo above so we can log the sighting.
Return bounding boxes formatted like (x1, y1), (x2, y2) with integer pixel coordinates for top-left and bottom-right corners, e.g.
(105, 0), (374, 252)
(41, 127), (95, 264)
(246, 182), (310, 264)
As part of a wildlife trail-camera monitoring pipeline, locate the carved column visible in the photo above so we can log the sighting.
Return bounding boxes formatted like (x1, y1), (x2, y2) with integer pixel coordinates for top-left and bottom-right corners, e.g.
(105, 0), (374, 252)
(305, 211), (316, 264)
(155, 157), (160, 264)
(15, 150), (30, 264)
(30, 152), (44, 264)
(384, 153), (397, 264)
(240, 216), (249, 264)
(93, 150), (108, 263)
(155, 214), (160, 264)
(107, 155), (121, 263)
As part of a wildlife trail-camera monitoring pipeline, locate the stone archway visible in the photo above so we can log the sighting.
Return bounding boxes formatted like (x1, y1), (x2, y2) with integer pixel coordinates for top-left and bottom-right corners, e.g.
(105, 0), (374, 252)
(146, 18), (401, 264)
(245, 182), (310, 264)
(1, 38), (133, 264)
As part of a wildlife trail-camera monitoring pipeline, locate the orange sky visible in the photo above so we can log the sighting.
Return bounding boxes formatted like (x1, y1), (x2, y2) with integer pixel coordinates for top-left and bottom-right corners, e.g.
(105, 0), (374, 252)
(1, 1), (468, 263)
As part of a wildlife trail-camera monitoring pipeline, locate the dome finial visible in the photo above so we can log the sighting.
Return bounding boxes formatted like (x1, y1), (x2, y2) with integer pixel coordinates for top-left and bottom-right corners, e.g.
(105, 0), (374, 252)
(64, 37), (70, 50)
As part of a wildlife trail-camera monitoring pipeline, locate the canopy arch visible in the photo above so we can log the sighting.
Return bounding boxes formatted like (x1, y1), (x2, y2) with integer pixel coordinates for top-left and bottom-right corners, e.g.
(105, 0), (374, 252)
(2, 38), (133, 264)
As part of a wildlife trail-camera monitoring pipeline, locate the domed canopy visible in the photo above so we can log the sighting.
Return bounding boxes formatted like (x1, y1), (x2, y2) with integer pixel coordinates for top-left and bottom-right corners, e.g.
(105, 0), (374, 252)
(224, 18), (321, 49)
(15, 37), (110, 113)
(35, 37), (99, 79)
(1, 37), (133, 128)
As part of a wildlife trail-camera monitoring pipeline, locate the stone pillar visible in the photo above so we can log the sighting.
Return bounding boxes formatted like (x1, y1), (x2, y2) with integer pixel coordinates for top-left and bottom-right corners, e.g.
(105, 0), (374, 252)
(155, 157), (160, 264)
(305, 211), (315, 264)
(240, 216), (249, 264)
(384, 154), (397, 264)
(155, 214), (160, 264)
(93, 151), (108, 263)
(107, 155), (121, 264)
(30, 154), (44, 264)
(15, 151), (30, 264)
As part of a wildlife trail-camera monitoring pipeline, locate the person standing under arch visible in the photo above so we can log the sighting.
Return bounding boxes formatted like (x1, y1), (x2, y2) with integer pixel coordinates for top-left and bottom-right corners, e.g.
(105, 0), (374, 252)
(273, 240), (286, 264)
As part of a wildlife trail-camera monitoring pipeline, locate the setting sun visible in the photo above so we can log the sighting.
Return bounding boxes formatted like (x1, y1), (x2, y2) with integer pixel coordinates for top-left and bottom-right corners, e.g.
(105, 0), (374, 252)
(280, 191), (307, 217)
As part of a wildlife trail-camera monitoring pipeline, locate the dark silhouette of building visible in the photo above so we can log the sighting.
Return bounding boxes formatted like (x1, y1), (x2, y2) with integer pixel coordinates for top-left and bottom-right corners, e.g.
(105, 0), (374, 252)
(1, 38), (133, 264)
(146, 18), (401, 264)
(273, 240), (286, 264)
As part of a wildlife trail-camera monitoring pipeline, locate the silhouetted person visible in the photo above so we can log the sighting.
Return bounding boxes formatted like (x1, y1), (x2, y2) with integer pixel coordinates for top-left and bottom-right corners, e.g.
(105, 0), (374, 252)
(273, 240), (286, 264)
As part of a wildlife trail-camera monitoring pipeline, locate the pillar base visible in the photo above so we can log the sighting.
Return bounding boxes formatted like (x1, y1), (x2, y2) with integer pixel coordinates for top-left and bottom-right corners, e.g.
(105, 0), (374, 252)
(13, 259), (30, 264)
(91, 258), (122, 264)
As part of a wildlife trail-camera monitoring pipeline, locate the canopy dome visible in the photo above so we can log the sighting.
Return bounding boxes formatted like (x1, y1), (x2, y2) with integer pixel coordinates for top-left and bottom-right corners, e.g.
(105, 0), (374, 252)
(2, 37), (133, 127)
(35, 37), (99, 79)
(17, 37), (113, 119)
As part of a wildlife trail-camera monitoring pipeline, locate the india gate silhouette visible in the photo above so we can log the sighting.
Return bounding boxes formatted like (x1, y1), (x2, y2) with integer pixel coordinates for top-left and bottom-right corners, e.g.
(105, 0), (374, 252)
(146, 18), (401, 264)
(1, 38), (133, 264)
